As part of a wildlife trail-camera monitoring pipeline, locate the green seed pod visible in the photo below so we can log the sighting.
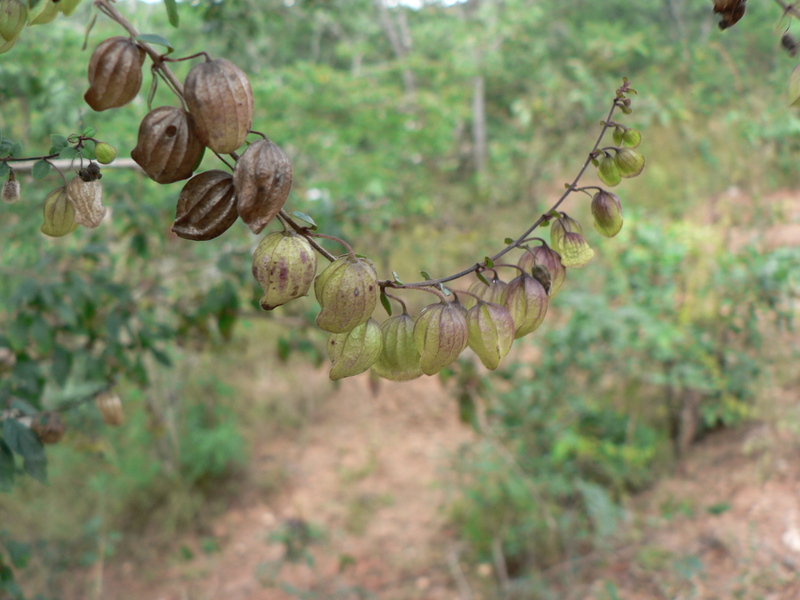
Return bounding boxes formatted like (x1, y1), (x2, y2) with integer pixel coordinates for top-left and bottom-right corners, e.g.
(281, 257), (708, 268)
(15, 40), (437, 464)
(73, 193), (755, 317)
(0, 34), (15, 54)
(466, 301), (515, 371)
(621, 128), (642, 148)
(66, 175), (105, 228)
(463, 277), (508, 310)
(549, 214), (582, 256)
(413, 301), (469, 375)
(314, 255), (378, 333)
(0, 0), (27, 42)
(559, 232), (594, 268)
(614, 148), (645, 178)
(28, 0), (59, 25)
(2, 171), (20, 204)
(40, 186), (79, 237)
(597, 153), (621, 187)
(94, 142), (117, 165)
(327, 318), (382, 381)
(253, 230), (318, 310)
(591, 190), (623, 237)
(57, 0), (83, 16)
(372, 313), (423, 381)
(505, 273), (548, 339)
(518, 243), (566, 298)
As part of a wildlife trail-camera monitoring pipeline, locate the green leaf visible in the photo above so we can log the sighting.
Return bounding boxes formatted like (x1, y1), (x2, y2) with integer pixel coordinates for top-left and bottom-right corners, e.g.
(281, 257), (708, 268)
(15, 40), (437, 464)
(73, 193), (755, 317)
(3, 540), (31, 569)
(9, 142), (22, 158)
(504, 238), (514, 245)
(476, 271), (489, 286)
(30, 317), (54, 355)
(380, 292), (392, 316)
(135, 33), (174, 54)
(392, 271), (404, 285)
(164, 0), (179, 27)
(6, 319), (27, 352)
(0, 440), (14, 492)
(0, 162), (9, 179)
(290, 211), (317, 229)
(59, 146), (79, 159)
(50, 135), (68, 151)
(150, 347), (173, 367)
(31, 160), (51, 180)
(277, 337), (291, 362)
(81, 126), (97, 138)
(419, 270), (432, 280)
(2, 419), (47, 484)
(483, 256), (494, 268)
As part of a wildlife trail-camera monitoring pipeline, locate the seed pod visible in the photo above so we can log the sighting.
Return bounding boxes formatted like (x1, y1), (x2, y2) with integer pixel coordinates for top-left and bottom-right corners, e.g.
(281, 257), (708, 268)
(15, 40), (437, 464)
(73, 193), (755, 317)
(0, 34), (15, 54)
(463, 277), (508, 309)
(328, 318), (383, 381)
(518, 244), (566, 298)
(2, 171), (20, 204)
(233, 138), (292, 234)
(597, 153), (621, 187)
(559, 232), (594, 268)
(184, 58), (254, 154)
(28, 0), (58, 25)
(170, 170), (237, 241)
(505, 273), (548, 339)
(40, 187), (79, 237)
(57, 0), (83, 16)
(372, 313), (423, 381)
(131, 106), (206, 184)
(549, 214), (582, 255)
(413, 302), (469, 375)
(614, 148), (645, 178)
(66, 175), (105, 228)
(0, 0), (27, 43)
(466, 301), (515, 371)
(95, 142), (117, 165)
(84, 37), (146, 111)
(621, 128), (642, 148)
(314, 255), (378, 333)
(30, 413), (65, 445)
(591, 190), (623, 237)
(252, 230), (318, 309)
(95, 391), (123, 426)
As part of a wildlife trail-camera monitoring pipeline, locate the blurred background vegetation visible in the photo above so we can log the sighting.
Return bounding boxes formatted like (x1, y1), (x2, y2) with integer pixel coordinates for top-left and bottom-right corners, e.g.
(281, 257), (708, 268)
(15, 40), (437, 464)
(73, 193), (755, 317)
(1, 0), (800, 598)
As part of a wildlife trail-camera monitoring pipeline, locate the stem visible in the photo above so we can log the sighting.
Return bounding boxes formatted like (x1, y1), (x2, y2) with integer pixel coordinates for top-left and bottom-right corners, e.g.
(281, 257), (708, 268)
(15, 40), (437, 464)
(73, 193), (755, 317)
(399, 285), (449, 303)
(279, 209), (336, 261)
(2, 153), (60, 163)
(308, 232), (356, 257)
(775, 0), (800, 19)
(383, 291), (408, 314)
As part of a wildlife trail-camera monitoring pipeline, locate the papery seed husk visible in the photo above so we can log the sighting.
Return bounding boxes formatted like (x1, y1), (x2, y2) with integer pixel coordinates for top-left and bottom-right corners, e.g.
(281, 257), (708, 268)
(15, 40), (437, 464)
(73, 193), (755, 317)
(2, 176), (20, 204)
(591, 190), (623, 237)
(314, 255), (378, 333)
(0, 0), (27, 42)
(559, 232), (594, 268)
(84, 37), (146, 111)
(614, 148), (645, 178)
(372, 313), (423, 381)
(28, 0), (59, 25)
(233, 138), (293, 234)
(597, 154), (621, 187)
(184, 58), (254, 154)
(95, 391), (123, 426)
(30, 413), (65, 445)
(328, 318), (383, 381)
(41, 187), (79, 237)
(549, 215), (581, 255)
(252, 230), (318, 309)
(66, 176), (105, 228)
(57, 0), (83, 16)
(171, 170), (238, 241)
(505, 274), (548, 339)
(518, 244), (566, 297)
(131, 106), (206, 184)
(466, 301), (516, 371)
(413, 302), (469, 375)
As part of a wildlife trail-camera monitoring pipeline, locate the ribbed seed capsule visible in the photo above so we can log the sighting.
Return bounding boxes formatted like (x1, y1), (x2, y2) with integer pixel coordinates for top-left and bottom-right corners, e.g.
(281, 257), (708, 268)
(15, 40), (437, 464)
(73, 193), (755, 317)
(466, 301), (515, 371)
(505, 274), (548, 339)
(327, 318), (383, 381)
(66, 176), (105, 228)
(131, 106), (206, 184)
(30, 413), (65, 445)
(0, 0), (27, 43)
(2, 171), (20, 204)
(413, 302), (469, 375)
(172, 170), (237, 241)
(614, 148), (646, 178)
(559, 232), (594, 268)
(184, 58), (254, 154)
(40, 187), (79, 237)
(372, 313), (423, 382)
(549, 215), (582, 256)
(233, 138), (292, 234)
(28, 0), (59, 25)
(591, 190), (623, 237)
(463, 277), (508, 309)
(57, 0), (83, 16)
(597, 153), (621, 187)
(314, 255), (378, 333)
(84, 37), (146, 111)
(95, 391), (123, 426)
(518, 244), (566, 297)
(252, 230), (318, 310)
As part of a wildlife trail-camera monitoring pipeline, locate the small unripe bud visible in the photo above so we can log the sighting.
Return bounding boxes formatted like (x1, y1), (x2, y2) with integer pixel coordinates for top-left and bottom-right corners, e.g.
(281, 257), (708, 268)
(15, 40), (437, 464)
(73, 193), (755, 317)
(372, 313), (423, 381)
(505, 273), (548, 339)
(591, 190), (623, 237)
(315, 255), (378, 333)
(94, 142), (117, 164)
(2, 171), (20, 204)
(466, 301), (515, 371)
(327, 318), (383, 381)
(614, 148), (645, 178)
(253, 230), (318, 310)
(413, 302), (469, 375)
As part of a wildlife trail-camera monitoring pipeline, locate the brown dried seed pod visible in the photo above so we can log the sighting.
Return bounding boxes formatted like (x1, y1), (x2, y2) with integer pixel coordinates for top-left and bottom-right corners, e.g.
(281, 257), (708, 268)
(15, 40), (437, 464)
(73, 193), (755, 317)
(84, 37), (146, 111)
(131, 106), (206, 184)
(172, 170), (238, 241)
(233, 138), (292, 234)
(184, 58), (254, 154)
(30, 413), (65, 445)
(95, 391), (123, 426)
(66, 175), (106, 228)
